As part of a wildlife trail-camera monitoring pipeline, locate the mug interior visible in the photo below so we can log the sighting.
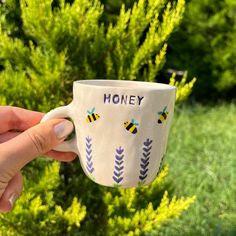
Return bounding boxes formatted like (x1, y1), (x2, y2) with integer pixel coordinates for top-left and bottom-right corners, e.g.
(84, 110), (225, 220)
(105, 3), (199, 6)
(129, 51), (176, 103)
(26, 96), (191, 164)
(75, 80), (175, 91)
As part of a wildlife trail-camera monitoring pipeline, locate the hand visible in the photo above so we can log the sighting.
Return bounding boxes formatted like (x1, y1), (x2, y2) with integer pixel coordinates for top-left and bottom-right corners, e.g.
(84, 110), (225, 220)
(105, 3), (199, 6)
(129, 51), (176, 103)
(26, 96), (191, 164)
(0, 106), (76, 213)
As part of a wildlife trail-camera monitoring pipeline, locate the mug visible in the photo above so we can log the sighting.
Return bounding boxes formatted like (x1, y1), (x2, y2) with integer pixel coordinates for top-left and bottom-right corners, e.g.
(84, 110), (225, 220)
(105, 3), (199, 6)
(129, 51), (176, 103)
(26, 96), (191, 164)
(41, 80), (176, 188)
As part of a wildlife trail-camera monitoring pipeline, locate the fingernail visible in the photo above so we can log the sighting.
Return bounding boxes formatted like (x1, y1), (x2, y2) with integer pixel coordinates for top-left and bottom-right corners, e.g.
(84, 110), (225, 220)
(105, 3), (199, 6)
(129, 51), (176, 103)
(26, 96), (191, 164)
(54, 120), (74, 139)
(8, 193), (18, 208)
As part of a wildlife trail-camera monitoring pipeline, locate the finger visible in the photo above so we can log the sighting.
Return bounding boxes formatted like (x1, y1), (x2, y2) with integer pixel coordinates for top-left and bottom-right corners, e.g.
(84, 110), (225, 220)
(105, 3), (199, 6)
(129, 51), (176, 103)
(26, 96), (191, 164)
(0, 106), (44, 133)
(0, 172), (23, 212)
(0, 119), (74, 173)
(45, 150), (77, 162)
(0, 132), (77, 162)
(0, 131), (20, 143)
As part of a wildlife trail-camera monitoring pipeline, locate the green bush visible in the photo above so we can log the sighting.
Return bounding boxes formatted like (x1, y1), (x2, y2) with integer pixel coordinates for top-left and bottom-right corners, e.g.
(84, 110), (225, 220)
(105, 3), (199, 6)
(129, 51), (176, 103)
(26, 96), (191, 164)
(0, 0), (195, 235)
(164, 0), (236, 100)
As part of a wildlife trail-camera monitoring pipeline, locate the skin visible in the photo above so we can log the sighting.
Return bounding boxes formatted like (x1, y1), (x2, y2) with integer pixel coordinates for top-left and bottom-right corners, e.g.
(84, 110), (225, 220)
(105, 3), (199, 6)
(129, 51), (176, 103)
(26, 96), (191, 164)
(0, 106), (76, 213)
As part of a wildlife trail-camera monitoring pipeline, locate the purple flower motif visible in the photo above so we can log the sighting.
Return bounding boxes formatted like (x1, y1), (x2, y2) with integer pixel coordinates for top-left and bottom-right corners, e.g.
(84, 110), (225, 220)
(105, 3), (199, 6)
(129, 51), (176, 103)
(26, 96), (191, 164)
(113, 147), (124, 184)
(143, 138), (152, 147)
(85, 136), (94, 174)
(116, 147), (124, 155)
(139, 138), (153, 182)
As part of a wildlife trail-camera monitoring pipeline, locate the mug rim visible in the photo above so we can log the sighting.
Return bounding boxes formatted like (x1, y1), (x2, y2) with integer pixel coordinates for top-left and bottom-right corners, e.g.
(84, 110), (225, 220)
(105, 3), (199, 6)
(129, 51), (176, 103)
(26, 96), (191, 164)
(74, 80), (176, 91)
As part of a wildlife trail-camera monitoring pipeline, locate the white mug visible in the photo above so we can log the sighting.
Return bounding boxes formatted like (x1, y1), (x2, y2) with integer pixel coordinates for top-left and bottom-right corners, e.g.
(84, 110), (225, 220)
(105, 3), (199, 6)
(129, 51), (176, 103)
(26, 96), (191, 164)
(41, 80), (176, 188)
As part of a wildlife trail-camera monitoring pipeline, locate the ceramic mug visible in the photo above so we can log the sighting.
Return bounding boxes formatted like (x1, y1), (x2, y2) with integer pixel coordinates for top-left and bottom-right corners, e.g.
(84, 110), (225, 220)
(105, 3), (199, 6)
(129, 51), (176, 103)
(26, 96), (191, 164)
(41, 80), (176, 188)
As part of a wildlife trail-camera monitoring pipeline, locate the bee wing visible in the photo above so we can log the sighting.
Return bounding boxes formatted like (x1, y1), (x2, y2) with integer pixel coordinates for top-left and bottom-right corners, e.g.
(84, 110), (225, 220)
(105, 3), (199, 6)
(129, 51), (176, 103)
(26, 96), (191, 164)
(91, 107), (96, 113)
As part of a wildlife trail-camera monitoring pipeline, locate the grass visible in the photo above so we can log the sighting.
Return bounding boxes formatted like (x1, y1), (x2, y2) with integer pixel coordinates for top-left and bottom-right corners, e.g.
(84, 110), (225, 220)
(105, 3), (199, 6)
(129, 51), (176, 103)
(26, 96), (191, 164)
(155, 103), (236, 236)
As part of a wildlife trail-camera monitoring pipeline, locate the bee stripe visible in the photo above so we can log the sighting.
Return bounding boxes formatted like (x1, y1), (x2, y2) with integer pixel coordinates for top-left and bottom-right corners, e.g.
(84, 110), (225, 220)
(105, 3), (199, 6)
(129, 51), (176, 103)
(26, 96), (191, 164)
(92, 113), (96, 121)
(91, 115), (95, 122)
(163, 113), (167, 119)
(129, 125), (136, 133)
(88, 115), (92, 122)
(132, 127), (137, 134)
(126, 123), (133, 130)
(160, 116), (165, 122)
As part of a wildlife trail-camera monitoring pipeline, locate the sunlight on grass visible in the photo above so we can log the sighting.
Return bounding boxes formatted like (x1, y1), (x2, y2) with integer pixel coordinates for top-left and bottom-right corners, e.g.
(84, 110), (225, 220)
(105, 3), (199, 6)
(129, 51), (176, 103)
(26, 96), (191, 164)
(156, 103), (236, 236)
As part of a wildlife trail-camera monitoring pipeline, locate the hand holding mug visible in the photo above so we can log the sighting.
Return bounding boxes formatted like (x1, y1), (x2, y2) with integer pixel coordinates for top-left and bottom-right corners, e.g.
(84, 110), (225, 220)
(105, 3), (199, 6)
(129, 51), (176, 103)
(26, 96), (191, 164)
(0, 106), (76, 212)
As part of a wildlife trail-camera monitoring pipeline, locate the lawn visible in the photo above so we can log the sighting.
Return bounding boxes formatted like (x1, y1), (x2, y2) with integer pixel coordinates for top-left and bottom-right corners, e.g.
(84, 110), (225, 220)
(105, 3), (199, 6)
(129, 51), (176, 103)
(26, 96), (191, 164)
(155, 103), (236, 236)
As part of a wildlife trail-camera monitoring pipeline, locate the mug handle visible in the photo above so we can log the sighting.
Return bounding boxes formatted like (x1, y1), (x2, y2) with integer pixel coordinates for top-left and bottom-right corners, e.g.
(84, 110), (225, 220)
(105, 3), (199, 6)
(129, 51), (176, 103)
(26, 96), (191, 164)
(40, 103), (78, 154)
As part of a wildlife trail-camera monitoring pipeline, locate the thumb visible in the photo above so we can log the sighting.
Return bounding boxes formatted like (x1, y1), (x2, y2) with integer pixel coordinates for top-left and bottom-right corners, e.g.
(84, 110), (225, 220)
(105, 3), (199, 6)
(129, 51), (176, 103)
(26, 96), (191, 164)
(0, 119), (74, 172)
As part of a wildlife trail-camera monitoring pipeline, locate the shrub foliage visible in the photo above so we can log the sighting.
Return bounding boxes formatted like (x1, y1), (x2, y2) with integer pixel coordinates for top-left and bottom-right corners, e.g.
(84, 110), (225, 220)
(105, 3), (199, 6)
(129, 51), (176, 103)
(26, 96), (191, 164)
(0, 0), (195, 235)
(165, 0), (236, 100)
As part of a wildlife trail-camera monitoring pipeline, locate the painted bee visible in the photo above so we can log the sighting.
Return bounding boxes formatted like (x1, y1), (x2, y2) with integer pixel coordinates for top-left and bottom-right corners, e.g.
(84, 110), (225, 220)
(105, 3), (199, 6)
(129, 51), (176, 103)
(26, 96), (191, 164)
(86, 107), (100, 123)
(124, 119), (139, 134)
(157, 106), (168, 124)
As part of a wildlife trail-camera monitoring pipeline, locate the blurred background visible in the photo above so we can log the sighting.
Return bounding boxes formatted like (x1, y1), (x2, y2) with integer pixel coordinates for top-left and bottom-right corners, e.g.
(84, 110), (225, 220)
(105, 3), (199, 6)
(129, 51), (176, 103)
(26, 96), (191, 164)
(0, 0), (235, 235)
